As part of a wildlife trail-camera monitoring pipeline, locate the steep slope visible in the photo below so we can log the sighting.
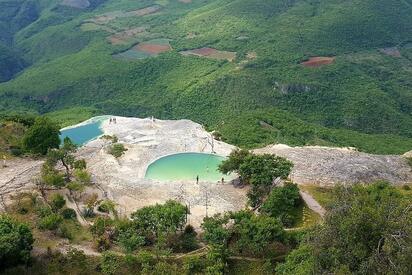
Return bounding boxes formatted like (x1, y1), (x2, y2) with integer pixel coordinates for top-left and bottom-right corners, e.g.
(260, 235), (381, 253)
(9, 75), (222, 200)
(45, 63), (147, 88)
(0, 44), (26, 82)
(0, 0), (411, 154)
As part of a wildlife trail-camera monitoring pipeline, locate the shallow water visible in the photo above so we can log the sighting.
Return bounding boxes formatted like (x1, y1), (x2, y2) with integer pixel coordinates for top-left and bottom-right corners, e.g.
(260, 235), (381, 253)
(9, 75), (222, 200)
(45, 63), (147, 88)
(60, 119), (104, 145)
(145, 152), (232, 182)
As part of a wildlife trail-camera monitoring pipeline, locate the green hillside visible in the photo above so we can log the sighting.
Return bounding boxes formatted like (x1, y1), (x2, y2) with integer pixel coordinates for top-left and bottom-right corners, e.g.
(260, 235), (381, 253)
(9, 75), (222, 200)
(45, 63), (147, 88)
(0, 44), (26, 82)
(0, 0), (412, 154)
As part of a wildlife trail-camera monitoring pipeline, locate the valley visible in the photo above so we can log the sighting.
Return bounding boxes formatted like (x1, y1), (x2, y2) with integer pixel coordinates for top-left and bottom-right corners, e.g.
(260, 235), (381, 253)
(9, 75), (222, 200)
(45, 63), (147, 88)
(0, 0), (411, 154)
(0, 0), (412, 273)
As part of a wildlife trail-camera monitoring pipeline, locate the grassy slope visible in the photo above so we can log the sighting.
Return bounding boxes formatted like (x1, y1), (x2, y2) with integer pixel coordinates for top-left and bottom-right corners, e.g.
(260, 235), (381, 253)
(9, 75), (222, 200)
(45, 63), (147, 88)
(0, 0), (411, 154)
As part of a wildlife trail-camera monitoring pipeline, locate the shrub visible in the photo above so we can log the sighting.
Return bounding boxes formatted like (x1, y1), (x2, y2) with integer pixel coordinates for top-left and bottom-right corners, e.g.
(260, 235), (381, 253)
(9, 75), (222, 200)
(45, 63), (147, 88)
(402, 185), (411, 191)
(9, 146), (22, 156)
(42, 170), (65, 188)
(36, 205), (53, 218)
(74, 169), (91, 185)
(73, 159), (87, 170)
(38, 213), (63, 231)
(260, 182), (302, 227)
(82, 208), (95, 218)
(66, 248), (87, 270)
(101, 135), (118, 143)
(50, 193), (66, 211)
(108, 143), (127, 158)
(61, 208), (77, 219)
(168, 225), (199, 253)
(90, 217), (114, 236)
(95, 235), (111, 252)
(0, 215), (34, 270)
(136, 250), (155, 266)
(100, 252), (120, 274)
(98, 200), (116, 214)
(116, 229), (145, 253)
(22, 117), (60, 155)
(184, 256), (205, 274)
(57, 223), (73, 240)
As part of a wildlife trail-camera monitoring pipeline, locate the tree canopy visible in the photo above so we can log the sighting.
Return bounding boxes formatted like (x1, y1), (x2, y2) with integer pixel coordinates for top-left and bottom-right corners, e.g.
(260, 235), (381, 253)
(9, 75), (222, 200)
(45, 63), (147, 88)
(219, 150), (293, 207)
(260, 182), (301, 226)
(22, 116), (60, 155)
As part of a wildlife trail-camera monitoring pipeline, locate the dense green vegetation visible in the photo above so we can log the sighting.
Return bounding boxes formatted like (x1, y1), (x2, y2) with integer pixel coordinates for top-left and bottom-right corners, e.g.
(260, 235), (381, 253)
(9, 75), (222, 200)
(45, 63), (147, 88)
(22, 116), (60, 155)
(0, 44), (25, 82)
(0, 215), (34, 270)
(219, 149), (294, 208)
(277, 182), (412, 274)
(108, 143), (127, 158)
(0, 0), (411, 154)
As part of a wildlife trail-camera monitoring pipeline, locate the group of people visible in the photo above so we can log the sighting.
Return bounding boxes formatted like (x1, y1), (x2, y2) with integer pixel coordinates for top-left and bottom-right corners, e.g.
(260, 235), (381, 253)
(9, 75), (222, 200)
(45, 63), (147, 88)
(109, 117), (117, 124)
(196, 175), (225, 184)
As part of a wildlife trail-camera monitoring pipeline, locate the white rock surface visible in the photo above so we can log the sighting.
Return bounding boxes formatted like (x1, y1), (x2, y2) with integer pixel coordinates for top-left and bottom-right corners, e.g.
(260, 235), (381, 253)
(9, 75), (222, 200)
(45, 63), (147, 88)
(77, 116), (246, 228)
(254, 144), (412, 186)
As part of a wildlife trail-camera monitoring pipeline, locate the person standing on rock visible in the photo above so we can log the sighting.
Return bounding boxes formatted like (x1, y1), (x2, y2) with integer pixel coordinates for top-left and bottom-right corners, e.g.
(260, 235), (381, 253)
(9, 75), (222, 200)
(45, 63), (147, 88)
(196, 175), (199, 184)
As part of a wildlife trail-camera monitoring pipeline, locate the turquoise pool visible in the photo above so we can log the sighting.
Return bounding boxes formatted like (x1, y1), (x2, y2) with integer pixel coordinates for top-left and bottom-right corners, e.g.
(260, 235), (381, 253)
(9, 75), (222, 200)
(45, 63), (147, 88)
(60, 117), (106, 145)
(145, 153), (232, 182)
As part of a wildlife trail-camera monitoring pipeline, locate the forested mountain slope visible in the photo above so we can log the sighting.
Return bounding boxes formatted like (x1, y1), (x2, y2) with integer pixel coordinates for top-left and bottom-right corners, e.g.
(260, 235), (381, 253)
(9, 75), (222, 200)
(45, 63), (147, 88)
(0, 0), (411, 154)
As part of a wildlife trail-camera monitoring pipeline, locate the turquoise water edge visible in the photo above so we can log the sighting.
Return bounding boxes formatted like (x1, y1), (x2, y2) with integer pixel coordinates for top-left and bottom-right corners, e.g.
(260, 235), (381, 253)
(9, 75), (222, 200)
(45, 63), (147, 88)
(59, 117), (106, 145)
(145, 152), (232, 182)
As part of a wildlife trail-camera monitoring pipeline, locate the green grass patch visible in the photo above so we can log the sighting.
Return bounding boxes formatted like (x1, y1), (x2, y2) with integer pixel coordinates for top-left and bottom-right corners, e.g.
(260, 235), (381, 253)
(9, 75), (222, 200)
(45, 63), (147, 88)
(299, 185), (335, 208)
(45, 107), (101, 128)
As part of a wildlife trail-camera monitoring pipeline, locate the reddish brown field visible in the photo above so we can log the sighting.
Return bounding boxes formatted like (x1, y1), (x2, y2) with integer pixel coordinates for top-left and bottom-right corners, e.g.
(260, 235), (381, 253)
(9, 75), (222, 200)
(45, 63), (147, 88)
(301, 57), (335, 67)
(135, 44), (171, 54)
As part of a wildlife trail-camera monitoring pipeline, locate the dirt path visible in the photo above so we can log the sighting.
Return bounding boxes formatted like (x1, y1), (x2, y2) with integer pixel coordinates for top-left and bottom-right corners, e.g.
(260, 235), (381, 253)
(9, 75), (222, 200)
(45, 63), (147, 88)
(299, 190), (326, 217)
(37, 242), (267, 263)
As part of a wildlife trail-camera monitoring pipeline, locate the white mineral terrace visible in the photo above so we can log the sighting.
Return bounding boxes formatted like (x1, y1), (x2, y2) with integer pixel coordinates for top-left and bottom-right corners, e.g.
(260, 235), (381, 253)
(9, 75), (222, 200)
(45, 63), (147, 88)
(76, 116), (246, 227)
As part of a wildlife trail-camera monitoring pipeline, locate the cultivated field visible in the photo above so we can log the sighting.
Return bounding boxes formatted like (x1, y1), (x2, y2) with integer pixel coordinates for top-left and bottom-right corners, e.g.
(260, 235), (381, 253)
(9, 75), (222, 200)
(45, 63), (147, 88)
(113, 38), (172, 60)
(301, 56), (335, 67)
(86, 5), (161, 24)
(180, 47), (236, 61)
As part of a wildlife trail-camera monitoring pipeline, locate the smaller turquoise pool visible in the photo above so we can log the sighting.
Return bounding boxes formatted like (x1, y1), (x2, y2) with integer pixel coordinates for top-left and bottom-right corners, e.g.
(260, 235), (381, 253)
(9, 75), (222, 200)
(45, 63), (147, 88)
(60, 118), (106, 145)
(145, 153), (232, 182)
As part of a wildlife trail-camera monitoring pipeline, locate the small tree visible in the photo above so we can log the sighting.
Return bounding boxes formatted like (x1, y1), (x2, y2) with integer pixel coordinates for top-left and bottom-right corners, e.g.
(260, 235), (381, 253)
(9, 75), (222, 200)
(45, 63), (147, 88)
(46, 137), (77, 180)
(260, 182), (301, 226)
(218, 149), (250, 175)
(0, 215), (34, 270)
(108, 143), (127, 158)
(22, 117), (60, 155)
(220, 150), (293, 207)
